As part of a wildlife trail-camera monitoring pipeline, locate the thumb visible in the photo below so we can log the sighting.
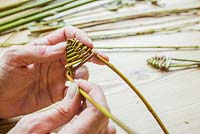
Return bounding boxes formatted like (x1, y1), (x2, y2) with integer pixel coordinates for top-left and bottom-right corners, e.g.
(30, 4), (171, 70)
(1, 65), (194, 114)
(8, 83), (81, 134)
(4, 42), (66, 66)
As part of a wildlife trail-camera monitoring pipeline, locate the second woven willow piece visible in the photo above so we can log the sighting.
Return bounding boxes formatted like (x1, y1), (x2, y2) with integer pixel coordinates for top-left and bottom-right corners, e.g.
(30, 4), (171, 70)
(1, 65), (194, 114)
(147, 56), (200, 71)
(66, 38), (169, 134)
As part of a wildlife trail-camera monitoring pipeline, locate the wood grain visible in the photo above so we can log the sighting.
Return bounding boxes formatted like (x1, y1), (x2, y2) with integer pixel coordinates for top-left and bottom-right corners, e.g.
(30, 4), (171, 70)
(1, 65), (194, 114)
(0, 0), (200, 134)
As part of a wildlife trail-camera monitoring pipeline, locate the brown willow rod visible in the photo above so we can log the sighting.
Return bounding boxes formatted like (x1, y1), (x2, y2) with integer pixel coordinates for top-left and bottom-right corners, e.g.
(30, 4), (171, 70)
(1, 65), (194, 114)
(66, 74), (136, 134)
(95, 54), (169, 134)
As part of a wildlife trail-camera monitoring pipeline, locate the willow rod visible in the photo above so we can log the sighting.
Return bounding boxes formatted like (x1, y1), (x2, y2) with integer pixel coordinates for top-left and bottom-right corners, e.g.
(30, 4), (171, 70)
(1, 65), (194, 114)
(0, 0), (96, 33)
(66, 74), (136, 134)
(0, 0), (32, 11)
(1, 41), (200, 51)
(0, 0), (75, 26)
(94, 45), (200, 50)
(95, 54), (169, 134)
(0, 0), (54, 18)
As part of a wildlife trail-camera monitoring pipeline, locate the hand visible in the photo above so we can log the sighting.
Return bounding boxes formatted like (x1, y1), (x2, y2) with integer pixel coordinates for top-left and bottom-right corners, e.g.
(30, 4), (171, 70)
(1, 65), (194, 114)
(0, 26), (109, 118)
(8, 80), (116, 134)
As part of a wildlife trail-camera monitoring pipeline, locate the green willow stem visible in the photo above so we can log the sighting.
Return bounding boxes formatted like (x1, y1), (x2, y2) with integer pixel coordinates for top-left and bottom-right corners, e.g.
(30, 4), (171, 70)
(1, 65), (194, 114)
(66, 74), (136, 134)
(0, 0), (32, 11)
(0, 0), (54, 18)
(170, 63), (200, 68)
(0, 0), (96, 33)
(0, 0), (75, 26)
(95, 54), (169, 134)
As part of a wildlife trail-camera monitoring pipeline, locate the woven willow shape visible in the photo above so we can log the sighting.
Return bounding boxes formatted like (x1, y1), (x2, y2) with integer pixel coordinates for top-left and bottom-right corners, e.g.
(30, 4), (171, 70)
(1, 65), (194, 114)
(147, 56), (171, 70)
(66, 38), (94, 76)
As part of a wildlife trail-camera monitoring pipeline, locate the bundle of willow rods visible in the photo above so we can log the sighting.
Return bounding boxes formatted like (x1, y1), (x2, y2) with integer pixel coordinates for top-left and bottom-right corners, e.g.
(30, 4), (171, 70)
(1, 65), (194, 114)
(0, 0), (55, 18)
(0, 0), (75, 26)
(0, 0), (98, 33)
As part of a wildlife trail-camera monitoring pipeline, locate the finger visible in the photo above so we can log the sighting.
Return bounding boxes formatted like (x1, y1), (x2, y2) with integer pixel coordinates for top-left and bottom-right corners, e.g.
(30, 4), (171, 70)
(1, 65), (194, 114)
(9, 83), (81, 134)
(97, 121), (109, 134)
(29, 26), (93, 48)
(4, 42), (66, 66)
(105, 122), (116, 134)
(74, 65), (89, 80)
(59, 80), (109, 134)
(78, 79), (109, 109)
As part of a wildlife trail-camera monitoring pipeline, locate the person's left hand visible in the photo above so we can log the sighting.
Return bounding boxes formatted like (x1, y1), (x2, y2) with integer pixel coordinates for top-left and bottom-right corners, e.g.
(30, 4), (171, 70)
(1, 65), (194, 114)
(0, 26), (109, 118)
(8, 80), (116, 134)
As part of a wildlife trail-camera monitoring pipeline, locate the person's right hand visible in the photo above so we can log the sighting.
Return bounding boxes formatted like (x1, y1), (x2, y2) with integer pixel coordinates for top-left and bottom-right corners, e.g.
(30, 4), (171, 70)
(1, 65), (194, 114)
(8, 80), (116, 134)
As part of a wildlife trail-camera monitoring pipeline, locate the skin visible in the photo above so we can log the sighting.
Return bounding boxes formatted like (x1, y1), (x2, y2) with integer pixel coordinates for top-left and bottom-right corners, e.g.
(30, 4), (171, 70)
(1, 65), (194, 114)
(0, 26), (115, 134)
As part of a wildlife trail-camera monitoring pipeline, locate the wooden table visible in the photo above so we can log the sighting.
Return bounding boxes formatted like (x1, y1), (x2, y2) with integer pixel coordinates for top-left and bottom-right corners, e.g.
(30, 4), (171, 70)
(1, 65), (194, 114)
(0, 0), (200, 134)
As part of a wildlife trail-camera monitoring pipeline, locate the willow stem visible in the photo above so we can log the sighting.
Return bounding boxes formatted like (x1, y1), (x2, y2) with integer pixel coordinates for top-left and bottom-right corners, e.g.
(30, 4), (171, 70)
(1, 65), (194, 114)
(171, 58), (200, 62)
(0, 0), (32, 11)
(170, 63), (200, 68)
(66, 74), (136, 134)
(95, 54), (169, 134)
(0, 0), (54, 18)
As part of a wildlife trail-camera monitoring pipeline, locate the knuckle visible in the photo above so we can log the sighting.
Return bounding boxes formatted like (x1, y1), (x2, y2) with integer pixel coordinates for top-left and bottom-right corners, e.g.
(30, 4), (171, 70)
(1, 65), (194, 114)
(90, 107), (108, 120)
(3, 45), (21, 64)
(19, 115), (41, 132)
(55, 102), (73, 119)
(37, 45), (48, 56)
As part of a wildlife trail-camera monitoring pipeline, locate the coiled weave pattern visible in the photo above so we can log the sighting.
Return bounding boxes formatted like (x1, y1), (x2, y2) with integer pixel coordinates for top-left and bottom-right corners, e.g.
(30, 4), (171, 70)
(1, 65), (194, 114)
(147, 56), (171, 70)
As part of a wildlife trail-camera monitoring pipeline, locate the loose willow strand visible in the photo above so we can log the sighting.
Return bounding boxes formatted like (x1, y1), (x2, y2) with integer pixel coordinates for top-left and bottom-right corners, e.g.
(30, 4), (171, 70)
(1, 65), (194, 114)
(66, 74), (136, 134)
(95, 54), (169, 134)
(0, 0), (54, 18)
(0, 0), (75, 26)
(94, 45), (200, 50)
(63, 6), (200, 28)
(88, 19), (200, 40)
(0, 0), (96, 33)
(0, 0), (32, 11)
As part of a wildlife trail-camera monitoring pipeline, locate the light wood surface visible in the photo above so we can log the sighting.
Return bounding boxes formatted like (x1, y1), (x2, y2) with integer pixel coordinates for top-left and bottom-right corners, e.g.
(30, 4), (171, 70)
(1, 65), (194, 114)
(0, 0), (200, 134)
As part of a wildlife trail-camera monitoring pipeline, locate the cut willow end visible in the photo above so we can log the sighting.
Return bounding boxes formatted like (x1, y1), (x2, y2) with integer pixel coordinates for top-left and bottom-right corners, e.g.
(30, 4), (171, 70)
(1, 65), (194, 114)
(147, 56), (171, 71)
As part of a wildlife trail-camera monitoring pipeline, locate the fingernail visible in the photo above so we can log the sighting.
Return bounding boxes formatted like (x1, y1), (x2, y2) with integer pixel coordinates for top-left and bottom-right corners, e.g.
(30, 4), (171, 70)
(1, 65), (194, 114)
(67, 82), (79, 99)
(53, 42), (66, 52)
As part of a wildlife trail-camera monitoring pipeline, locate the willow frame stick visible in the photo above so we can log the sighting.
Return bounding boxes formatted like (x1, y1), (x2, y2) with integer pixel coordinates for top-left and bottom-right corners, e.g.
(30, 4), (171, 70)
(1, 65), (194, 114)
(66, 74), (136, 134)
(94, 45), (200, 50)
(95, 54), (169, 134)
